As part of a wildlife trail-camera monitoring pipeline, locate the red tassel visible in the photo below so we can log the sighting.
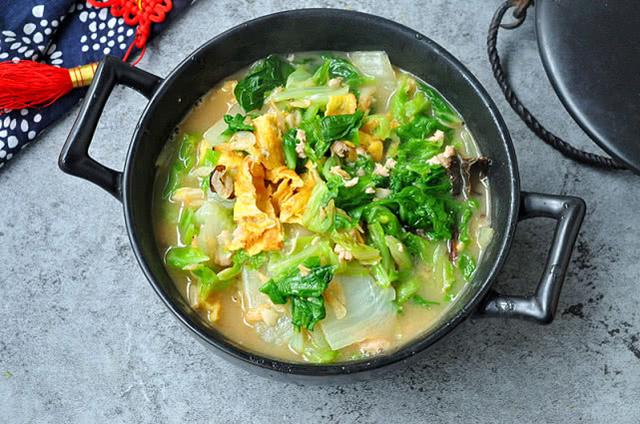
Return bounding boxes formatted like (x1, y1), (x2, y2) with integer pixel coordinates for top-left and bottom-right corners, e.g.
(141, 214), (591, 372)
(0, 2), (172, 114)
(0, 61), (73, 113)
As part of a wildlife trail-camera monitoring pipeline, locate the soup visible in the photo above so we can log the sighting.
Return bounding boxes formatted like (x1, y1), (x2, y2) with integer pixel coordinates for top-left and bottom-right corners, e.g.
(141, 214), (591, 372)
(152, 52), (493, 363)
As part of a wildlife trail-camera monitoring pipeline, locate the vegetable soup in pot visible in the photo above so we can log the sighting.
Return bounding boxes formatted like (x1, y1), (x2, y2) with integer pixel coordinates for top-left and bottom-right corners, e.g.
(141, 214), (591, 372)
(152, 51), (493, 363)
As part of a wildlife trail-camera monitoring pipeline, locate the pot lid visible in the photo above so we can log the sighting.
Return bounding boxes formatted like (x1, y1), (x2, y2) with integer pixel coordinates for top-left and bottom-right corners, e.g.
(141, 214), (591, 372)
(535, 0), (640, 172)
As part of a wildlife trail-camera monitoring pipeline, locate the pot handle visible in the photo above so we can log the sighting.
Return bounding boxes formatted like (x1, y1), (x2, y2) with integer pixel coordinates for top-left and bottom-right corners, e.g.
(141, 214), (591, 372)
(59, 55), (163, 201)
(475, 191), (586, 323)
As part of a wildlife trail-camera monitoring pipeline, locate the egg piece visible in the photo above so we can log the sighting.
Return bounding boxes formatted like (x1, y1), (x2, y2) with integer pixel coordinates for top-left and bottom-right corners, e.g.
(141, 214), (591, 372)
(358, 130), (384, 161)
(278, 169), (317, 224)
(253, 113), (285, 171)
(227, 157), (283, 255)
(325, 93), (357, 116)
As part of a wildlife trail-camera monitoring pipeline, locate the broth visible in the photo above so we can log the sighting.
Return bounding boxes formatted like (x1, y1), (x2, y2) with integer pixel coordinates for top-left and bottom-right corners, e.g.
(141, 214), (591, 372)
(152, 52), (492, 363)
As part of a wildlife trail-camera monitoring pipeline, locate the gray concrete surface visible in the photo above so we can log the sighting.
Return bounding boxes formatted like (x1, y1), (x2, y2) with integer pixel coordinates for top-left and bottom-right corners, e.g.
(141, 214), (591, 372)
(2, 1), (639, 422)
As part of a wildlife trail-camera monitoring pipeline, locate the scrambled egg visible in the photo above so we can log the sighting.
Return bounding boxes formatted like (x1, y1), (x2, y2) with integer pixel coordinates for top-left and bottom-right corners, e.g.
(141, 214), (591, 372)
(215, 148), (245, 173)
(226, 157), (283, 255)
(358, 131), (384, 162)
(326, 93), (357, 116)
(216, 115), (320, 254)
(253, 113), (284, 171)
(275, 169), (316, 224)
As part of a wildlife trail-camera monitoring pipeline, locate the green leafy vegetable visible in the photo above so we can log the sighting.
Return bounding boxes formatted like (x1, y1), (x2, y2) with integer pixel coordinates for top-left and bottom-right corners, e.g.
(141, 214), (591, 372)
(267, 239), (336, 277)
(377, 187), (454, 240)
(234, 55), (295, 111)
(162, 133), (199, 199)
(390, 76), (435, 125)
(419, 83), (463, 128)
(221, 114), (254, 136)
(367, 222), (398, 287)
(282, 128), (299, 170)
(394, 279), (440, 311)
(389, 138), (449, 192)
(299, 115), (324, 161)
(320, 110), (364, 143)
(333, 212), (356, 231)
(371, 136), (455, 240)
(403, 91), (430, 119)
(192, 257), (252, 300)
(396, 115), (442, 142)
(361, 205), (403, 238)
(260, 257), (336, 331)
(392, 79), (431, 127)
(303, 104), (320, 121)
(323, 155), (381, 211)
(291, 296), (326, 332)
(285, 66), (314, 89)
(385, 235), (412, 271)
(269, 86), (349, 106)
(189, 249), (268, 300)
(403, 232), (435, 262)
(391, 76), (411, 124)
(302, 330), (338, 363)
(263, 257), (334, 299)
(301, 180), (336, 233)
(433, 245), (456, 299)
(313, 56), (369, 90)
(457, 253), (476, 282)
(178, 208), (198, 245)
(300, 110), (364, 160)
(364, 114), (392, 140)
(217, 250), (253, 281)
(331, 231), (381, 265)
(191, 265), (223, 299)
(411, 295), (440, 307)
(201, 149), (220, 168)
(245, 251), (268, 270)
(395, 276), (420, 305)
(451, 198), (479, 245)
(177, 133), (199, 170)
(165, 246), (209, 269)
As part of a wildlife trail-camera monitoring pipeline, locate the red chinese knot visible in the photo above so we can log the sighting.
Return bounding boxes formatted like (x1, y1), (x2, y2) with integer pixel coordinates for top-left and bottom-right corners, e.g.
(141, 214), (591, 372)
(88, 0), (173, 65)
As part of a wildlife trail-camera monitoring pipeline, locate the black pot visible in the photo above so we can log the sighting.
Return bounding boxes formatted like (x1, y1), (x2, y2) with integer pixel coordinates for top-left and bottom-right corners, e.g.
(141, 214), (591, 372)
(59, 9), (585, 382)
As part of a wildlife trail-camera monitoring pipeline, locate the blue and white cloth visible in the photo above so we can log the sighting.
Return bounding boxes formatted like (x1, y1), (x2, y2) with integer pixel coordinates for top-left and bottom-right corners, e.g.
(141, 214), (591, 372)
(0, 0), (192, 169)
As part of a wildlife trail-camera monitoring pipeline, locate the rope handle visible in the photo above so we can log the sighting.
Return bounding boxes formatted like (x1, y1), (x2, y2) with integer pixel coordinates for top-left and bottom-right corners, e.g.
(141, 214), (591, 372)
(488, 0), (626, 170)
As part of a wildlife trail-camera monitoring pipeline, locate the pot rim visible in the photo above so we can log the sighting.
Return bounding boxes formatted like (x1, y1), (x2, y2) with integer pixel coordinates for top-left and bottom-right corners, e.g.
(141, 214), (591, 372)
(122, 8), (520, 376)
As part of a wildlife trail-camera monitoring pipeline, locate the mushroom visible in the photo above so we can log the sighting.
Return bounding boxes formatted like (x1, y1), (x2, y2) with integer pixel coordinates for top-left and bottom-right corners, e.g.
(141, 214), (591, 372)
(449, 155), (491, 197)
(209, 165), (235, 199)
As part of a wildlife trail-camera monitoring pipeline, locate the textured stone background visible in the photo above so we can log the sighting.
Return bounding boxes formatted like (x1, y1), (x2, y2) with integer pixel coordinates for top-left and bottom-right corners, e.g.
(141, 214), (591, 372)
(2, 1), (639, 423)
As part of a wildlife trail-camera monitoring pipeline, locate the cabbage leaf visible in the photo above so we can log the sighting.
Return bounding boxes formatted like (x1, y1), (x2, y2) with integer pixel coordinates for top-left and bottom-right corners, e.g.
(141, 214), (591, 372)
(260, 257), (337, 331)
(234, 55), (295, 111)
(320, 267), (396, 350)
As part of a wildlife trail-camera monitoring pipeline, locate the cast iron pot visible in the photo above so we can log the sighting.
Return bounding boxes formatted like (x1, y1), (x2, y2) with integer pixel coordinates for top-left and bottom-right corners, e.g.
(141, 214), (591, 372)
(59, 9), (586, 382)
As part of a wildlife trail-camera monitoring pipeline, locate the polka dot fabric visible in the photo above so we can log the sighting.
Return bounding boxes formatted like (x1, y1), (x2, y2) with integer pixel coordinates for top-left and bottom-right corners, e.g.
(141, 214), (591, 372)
(0, 0), (193, 169)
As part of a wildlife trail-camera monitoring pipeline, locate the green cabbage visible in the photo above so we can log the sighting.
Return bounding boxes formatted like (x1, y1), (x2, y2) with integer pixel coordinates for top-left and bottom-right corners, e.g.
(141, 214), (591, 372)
(162, 133), (199, 199)
(234, 54), (295, 111)
(320, 267), (396, 350)
(301, 182), (336, 234)
(269, 86), (349, 106)
(195, 199), (234, 263)
(260, 257), (337, 331)
(165, 246), (209, 269)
